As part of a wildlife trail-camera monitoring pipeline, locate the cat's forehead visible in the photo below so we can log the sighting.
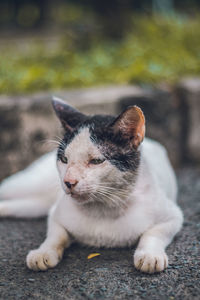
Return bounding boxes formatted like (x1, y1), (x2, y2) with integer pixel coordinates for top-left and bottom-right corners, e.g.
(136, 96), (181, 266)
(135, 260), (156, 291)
(65, 127), (102, 160)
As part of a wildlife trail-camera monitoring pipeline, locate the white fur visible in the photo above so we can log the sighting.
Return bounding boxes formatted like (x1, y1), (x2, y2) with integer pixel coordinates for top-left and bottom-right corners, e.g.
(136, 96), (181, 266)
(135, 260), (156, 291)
(0, 152), (58, 217)
(0, 129), (183, 273)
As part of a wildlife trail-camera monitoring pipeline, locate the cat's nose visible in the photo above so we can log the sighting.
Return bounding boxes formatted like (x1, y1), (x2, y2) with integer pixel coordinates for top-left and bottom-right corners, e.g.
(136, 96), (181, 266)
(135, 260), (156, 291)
(64, 180), (78, 189)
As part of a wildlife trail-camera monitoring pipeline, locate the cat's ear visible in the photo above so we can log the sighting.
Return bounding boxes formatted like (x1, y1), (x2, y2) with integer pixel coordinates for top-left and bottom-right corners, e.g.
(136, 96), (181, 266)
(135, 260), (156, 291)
(52, 97), (86, 131)
(112, 106), (145, 149)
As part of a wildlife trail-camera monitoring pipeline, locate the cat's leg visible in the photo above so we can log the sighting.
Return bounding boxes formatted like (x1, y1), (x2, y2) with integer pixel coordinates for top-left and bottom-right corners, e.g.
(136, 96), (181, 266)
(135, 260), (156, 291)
(26, 215), (71, 271)
(134, 204), (183, 273)
(0, 198), (51, 218)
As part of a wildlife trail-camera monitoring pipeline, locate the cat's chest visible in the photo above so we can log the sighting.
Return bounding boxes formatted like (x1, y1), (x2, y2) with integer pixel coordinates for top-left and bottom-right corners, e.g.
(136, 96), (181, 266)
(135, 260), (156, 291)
(54, 198), (152, 248)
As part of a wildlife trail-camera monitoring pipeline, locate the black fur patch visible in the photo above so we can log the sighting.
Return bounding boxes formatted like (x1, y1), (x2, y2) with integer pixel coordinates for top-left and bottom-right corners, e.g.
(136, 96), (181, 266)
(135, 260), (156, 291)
(57, 114), (140, 172)
(88, 116), (140, 172)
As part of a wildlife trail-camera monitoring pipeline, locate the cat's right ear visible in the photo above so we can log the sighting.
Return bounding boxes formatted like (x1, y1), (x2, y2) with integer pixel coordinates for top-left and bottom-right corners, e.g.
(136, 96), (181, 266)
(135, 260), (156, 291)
(111, 105), (145, 149)
(52, 97), (86, 132)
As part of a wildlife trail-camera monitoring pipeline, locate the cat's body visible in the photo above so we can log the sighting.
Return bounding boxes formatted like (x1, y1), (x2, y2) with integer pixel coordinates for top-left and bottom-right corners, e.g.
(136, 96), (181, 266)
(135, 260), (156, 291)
(0, 99), (183, 273)
(51, 137), (178, 249)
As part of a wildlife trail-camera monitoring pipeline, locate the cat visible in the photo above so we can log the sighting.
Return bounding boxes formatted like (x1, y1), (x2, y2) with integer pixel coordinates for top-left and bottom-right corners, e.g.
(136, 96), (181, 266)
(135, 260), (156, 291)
(0, 97), (183, 273)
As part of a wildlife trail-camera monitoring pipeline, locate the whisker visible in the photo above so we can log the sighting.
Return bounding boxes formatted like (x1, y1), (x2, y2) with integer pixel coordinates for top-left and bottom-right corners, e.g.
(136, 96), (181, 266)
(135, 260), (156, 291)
(97, 184), (130, 193)
(95, 191), (123, 208)
(98, 189), (129, 197)
(42, 136), (66, 150)
(43, 139), (61, 146)
(74, 184), (129, 210)
(97, 186), (129, 197)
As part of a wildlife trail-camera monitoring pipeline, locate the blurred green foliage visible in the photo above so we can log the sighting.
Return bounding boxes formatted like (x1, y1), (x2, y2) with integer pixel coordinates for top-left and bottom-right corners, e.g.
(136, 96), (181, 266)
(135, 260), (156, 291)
(0, 15), (200, 94)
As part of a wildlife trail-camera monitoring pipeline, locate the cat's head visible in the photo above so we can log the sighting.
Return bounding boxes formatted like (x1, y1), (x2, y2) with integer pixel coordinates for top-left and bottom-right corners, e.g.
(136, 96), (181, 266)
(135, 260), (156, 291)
(52, 97), (145, 209)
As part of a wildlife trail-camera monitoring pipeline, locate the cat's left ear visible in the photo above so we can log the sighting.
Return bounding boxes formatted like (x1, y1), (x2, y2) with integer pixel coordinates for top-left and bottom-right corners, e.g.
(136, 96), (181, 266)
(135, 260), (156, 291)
(52, 97), (86, 131)
(112, 106), (145, 149)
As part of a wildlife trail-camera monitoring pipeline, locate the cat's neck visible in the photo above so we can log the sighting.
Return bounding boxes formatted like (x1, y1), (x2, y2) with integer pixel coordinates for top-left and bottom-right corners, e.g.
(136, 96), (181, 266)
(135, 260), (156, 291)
(78, 197), (132, 219)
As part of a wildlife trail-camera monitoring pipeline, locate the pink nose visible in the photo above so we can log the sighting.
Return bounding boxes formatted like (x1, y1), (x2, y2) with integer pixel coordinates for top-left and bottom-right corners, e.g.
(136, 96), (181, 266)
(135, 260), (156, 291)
(64, 180), (78, 189)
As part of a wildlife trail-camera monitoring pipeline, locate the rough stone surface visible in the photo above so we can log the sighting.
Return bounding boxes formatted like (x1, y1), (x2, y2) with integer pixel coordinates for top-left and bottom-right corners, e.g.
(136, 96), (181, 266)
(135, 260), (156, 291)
(0, 102), (59, 181)
(0, 167), (199, 300)
(176, 78), (200, 163)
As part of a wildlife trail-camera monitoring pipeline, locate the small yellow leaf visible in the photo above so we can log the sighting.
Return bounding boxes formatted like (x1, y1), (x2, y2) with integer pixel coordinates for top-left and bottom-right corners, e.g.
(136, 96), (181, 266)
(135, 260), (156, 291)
(87, 253), (101, 259)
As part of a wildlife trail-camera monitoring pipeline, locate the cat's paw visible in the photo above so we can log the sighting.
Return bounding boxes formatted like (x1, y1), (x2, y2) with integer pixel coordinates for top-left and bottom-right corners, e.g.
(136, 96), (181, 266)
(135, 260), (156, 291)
(134, 248), (168, 273)
(26, 248), (61, 271)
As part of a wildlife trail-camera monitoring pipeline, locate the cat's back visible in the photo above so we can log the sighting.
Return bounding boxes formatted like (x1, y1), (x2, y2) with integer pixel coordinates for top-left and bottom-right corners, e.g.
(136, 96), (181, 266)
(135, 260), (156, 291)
(0, 151), (59, 200)
(141, 138), (177, 201)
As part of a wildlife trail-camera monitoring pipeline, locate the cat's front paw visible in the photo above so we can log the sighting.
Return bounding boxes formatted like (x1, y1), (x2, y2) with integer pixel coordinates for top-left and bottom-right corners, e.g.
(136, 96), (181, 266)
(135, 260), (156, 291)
(26, 248), (61, 271)
(134, 248), (168, 273)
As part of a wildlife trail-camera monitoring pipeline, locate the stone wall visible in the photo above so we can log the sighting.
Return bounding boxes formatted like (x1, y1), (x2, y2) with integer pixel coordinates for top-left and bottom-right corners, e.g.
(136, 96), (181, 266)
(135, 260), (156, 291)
(0, 79), (199, 181)
(175, 78), (200, 163)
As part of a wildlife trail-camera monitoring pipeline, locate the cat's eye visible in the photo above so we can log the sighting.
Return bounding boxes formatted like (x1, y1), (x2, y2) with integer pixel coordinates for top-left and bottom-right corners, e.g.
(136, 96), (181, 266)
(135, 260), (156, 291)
(60, 155), (68, 164)
(89, 158), (105, 165)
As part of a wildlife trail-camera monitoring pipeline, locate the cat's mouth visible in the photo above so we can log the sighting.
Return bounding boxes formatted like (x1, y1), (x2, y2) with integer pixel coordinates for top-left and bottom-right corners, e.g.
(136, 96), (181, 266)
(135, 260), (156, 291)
(66, 190), (90, 203)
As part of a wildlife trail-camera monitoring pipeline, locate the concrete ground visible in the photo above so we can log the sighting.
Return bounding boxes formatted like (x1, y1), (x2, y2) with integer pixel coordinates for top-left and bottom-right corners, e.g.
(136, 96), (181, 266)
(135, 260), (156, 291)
(0, 167), (199, 300)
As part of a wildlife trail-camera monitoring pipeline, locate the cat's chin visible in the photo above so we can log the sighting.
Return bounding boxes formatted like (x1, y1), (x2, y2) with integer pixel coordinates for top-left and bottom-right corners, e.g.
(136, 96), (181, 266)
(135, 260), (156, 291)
(67, 191), (90, 204)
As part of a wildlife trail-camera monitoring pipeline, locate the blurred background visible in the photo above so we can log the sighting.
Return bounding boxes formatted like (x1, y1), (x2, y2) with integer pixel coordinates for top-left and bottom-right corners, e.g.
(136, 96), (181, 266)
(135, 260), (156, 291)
(0, 0), (200, 180)
(0, 0), (200, 93)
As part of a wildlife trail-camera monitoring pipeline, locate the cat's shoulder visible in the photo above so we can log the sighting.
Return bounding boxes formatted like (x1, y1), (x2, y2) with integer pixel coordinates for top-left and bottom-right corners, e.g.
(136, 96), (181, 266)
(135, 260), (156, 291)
(142, 137), (167, 155)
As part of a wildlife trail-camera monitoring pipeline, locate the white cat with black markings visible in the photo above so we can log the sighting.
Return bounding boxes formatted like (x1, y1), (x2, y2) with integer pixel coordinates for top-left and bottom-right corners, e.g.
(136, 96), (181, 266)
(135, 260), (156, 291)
(0, 98), (183, 273)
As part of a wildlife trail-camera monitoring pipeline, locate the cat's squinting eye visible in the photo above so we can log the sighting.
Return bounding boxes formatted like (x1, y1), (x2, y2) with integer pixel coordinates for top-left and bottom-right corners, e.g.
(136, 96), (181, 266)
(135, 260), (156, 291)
(60, 155), (68, 164)
(89, 158), (105, 165)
